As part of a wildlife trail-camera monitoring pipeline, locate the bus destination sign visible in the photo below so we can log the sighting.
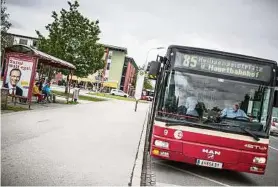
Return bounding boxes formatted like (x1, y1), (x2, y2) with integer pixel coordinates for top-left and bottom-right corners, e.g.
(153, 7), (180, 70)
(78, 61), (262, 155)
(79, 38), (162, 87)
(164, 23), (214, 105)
(174, 52), (272, 82)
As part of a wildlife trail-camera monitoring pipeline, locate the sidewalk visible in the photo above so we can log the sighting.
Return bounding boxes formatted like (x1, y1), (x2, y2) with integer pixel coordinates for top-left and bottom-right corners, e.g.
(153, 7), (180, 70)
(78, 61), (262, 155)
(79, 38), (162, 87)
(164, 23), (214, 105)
(1, 100), (150, 186)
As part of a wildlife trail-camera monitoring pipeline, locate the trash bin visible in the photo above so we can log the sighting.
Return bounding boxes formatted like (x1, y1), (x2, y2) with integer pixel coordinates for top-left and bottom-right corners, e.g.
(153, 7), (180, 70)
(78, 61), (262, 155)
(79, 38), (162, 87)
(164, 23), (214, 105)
(52, 94), (56, 103)
(72, 87), (80, 102)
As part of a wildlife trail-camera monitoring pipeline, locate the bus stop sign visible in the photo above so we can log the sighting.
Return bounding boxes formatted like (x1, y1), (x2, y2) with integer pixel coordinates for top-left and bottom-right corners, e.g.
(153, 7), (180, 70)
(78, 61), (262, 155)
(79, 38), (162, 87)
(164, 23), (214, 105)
(134, 70), (145, 100)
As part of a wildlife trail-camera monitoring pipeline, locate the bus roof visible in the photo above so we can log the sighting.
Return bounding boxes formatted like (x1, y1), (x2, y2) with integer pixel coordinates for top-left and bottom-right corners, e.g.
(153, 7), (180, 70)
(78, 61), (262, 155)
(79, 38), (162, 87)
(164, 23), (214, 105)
(168, 45), (277, 65)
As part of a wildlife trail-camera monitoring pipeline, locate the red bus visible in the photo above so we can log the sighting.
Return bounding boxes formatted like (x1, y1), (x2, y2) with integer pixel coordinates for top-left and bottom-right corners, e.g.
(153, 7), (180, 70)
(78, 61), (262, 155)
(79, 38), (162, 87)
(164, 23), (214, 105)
(147, 45), (278, 175)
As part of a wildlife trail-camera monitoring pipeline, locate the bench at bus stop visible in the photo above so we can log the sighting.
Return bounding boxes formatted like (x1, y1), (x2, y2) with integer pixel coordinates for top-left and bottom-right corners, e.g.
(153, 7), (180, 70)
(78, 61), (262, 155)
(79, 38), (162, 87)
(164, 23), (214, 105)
(1, 89), (59, 110)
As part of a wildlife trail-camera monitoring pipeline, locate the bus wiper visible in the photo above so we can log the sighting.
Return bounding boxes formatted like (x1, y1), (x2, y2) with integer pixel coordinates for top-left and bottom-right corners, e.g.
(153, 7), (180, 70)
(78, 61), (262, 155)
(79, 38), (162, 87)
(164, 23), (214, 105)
(241, 127), (260, 141)
(217, 123), (260, 141)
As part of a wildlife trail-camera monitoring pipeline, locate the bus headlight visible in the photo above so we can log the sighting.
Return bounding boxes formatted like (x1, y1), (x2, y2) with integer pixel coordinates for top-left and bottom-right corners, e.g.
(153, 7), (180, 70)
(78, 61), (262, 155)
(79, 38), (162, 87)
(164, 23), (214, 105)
(253, 157), (266, 164)
(154, 140), (169, 148)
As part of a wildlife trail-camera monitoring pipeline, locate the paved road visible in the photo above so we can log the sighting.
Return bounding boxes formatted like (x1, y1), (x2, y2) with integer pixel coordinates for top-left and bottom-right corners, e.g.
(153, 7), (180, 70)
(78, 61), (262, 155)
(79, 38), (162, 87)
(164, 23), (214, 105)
(153, 136), (278, 186)
(1, 100), (149, 186)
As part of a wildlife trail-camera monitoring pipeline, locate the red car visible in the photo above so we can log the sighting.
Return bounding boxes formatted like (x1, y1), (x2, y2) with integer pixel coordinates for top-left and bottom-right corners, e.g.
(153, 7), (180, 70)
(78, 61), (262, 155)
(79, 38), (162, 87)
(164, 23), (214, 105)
(270, 117), (278, 135)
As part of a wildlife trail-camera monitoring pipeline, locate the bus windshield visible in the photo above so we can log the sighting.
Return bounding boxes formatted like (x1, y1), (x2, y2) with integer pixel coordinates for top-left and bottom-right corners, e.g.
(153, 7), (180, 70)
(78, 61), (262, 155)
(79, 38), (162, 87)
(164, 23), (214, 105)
(157, 71), (272, 131)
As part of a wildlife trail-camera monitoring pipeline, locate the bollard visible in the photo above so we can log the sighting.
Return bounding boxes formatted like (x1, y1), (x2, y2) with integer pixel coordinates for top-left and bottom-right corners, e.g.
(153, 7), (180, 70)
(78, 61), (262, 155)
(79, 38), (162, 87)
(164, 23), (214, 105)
(135, 100), (138, 112)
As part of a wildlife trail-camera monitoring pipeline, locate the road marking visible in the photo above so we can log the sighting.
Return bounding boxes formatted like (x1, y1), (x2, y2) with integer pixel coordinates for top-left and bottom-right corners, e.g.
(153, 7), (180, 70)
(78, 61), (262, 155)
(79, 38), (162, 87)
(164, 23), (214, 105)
(156, 182), (180, 186)
(270, 136), (278, 140)
(155, 162), (230, 186)
(37, 119), (49, 123)
(269, 146), (278, 151)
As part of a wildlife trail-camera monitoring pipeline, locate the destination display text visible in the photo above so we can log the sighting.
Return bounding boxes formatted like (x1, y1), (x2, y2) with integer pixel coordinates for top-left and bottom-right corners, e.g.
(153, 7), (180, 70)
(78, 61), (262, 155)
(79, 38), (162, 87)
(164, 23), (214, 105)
(174, 52), (272, 82)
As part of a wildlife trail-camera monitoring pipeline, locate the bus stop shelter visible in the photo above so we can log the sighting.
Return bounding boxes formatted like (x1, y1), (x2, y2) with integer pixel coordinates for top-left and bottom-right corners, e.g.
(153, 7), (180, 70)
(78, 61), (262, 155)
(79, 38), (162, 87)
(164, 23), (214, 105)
(1, 44), (76, 109)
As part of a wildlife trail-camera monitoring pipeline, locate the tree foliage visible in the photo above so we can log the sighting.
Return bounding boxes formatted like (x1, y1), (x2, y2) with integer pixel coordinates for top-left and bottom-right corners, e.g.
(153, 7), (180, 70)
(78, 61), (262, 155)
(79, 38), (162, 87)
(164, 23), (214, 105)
(1, 0), (12, 52)
(144, 78), (153, 90)
(36, 0), (105, 77)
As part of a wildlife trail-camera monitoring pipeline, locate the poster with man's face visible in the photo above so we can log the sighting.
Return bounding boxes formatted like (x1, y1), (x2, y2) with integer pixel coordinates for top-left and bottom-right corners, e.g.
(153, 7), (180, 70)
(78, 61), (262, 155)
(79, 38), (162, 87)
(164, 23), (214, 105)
(3, 54), (36, 98)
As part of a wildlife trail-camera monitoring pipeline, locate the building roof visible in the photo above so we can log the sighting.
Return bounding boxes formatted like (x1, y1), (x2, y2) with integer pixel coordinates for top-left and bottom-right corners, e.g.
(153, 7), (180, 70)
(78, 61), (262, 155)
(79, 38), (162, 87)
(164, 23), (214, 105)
(5, 44), (76, 70)
(125, 56), (138, 70)
(6, 32), (128, 54)
(103, 44), (128, 54)
(6, 32), (38, 40)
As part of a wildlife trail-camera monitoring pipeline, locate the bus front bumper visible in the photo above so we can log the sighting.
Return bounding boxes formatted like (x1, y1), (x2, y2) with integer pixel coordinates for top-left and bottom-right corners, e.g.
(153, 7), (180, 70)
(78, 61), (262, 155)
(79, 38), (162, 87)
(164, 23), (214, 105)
(150, 146), (266, 175)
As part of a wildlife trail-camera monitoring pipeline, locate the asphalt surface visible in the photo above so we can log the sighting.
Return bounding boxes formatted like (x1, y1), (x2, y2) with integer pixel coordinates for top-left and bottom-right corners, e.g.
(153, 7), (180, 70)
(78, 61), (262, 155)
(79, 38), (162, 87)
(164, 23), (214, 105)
(1, 100), (149, 186)
(153, 136), (278, 186)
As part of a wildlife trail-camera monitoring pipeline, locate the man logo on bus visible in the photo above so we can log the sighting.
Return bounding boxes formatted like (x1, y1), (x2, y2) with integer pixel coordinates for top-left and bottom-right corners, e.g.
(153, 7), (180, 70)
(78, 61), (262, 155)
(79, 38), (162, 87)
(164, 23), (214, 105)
(202, 149), (221, 159)
(207, 154), (214, 159)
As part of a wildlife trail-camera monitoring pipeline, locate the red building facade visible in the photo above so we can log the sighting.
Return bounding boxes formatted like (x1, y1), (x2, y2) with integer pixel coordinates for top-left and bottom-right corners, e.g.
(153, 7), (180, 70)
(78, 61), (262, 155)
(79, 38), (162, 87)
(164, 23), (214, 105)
(120, 57), (138, 95)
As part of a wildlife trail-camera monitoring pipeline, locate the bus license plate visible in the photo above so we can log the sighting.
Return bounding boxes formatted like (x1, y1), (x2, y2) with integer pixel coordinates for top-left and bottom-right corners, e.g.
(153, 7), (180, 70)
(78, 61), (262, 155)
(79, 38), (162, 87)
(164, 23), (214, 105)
(196, 159), (223, 169)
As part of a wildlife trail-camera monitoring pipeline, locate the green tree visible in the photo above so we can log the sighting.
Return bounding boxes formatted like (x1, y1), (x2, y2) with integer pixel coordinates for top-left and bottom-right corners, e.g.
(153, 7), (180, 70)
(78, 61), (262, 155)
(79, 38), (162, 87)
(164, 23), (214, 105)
(36, 0), (105, 79)
(144, 78), (153, 90)
(1, 0), (12, 53)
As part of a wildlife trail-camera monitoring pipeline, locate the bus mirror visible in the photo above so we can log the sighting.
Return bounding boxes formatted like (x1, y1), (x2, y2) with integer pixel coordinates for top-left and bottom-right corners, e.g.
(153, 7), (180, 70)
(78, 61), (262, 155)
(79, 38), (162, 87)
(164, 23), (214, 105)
(273, 90), (278, 108)
(148, 61), (161, 80)
(158, 56), (164, 62)
(146, 62), (151, 72)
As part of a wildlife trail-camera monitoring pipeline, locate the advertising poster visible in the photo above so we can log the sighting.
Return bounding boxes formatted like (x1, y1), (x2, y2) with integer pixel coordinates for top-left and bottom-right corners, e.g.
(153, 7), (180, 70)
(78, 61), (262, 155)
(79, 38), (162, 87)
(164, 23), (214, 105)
(2, 54), (37, 99)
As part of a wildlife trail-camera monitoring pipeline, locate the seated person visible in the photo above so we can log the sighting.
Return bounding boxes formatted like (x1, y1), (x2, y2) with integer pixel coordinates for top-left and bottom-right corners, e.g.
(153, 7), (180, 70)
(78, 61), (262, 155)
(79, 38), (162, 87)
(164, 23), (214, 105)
(185, 96), (199, 117)
(33, 82), (44, 103)
(220, 103), (248, 119)
(42, 82), (53, 102)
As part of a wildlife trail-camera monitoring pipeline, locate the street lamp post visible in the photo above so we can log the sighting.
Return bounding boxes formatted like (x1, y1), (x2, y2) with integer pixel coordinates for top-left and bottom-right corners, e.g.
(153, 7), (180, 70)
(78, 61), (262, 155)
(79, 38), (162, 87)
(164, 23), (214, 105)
(134, 47), (165, 112)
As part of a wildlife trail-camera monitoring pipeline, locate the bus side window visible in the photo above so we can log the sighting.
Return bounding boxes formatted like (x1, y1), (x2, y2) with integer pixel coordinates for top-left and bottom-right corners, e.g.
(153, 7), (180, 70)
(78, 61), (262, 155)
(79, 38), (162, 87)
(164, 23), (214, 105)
(273, 90), (278, 108)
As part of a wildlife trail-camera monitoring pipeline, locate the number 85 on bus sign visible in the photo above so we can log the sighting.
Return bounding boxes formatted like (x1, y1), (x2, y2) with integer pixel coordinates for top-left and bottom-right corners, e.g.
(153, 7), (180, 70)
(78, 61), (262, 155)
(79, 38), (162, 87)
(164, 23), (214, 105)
(183, 54), (197, 68)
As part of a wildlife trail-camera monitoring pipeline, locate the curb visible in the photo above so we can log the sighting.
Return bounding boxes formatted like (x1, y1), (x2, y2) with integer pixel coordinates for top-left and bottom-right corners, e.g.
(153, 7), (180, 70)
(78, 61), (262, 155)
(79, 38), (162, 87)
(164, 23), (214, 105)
(140, 104), (156, 186)
(129, 108), (149, 186)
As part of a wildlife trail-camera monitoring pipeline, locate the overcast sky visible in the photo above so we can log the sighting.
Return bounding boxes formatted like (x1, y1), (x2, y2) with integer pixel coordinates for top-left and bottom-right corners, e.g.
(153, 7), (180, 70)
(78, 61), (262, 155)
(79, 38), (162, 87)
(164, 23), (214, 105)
(5, 0), (278, 66)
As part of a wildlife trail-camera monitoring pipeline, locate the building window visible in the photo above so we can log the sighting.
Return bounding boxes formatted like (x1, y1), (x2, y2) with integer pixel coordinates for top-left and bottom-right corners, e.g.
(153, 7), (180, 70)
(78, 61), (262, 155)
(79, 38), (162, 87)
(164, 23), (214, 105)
(19, 38), (28, 45)
(33, 40), (38, 47)
(108, 51), (113, 59)
(124, 60), (128, 66)
(122, 67), (127, 76)
(107, 63), (111, 70)
(120, 77), (125, 86)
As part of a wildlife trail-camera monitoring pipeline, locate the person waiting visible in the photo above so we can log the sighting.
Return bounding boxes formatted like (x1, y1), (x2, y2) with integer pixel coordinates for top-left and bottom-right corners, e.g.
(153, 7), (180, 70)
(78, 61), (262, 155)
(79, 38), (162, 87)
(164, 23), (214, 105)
(42, 82), (53, 102)
(33, 82), (44, 103)
(39, 78), (46, 92)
